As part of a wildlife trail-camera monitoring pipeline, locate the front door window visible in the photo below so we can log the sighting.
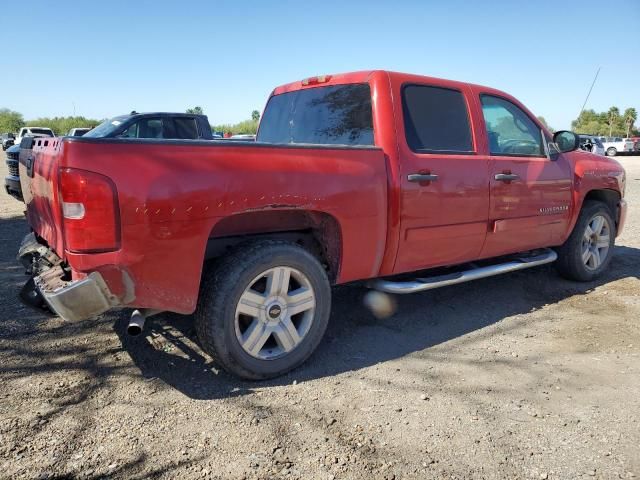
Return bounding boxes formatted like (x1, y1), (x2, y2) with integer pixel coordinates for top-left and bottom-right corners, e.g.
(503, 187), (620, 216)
(481, 95), (544, 157)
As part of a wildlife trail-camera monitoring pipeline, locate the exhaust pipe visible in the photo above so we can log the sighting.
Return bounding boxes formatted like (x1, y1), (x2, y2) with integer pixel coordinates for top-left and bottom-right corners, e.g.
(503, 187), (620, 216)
(127, 309), (163, 336)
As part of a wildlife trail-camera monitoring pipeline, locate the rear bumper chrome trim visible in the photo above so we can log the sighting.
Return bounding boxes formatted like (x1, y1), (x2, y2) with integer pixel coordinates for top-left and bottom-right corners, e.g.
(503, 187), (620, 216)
(370, 249), (558, 294)
(35, 270), (117, 322)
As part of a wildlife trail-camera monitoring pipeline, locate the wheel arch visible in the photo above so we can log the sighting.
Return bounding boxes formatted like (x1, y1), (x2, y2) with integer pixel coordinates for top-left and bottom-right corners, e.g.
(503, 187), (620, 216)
(205, 209), (342, 283)
(582, 189), (621, 222)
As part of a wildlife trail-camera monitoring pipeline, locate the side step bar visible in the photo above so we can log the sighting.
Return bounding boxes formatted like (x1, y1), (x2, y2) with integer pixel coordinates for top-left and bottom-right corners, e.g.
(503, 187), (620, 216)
(370, 249), (557, 294)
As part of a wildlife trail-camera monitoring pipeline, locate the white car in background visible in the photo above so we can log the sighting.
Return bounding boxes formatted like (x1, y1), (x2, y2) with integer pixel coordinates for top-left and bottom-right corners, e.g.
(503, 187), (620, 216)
(578, 135), (605, 156)
(67, 127), (92, 136)
(15, 127), (55, 146)
(598, 136), (634, 156)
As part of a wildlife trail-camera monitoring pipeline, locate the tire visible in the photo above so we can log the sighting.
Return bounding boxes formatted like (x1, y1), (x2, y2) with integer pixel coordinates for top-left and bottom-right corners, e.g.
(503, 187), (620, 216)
(606, 147), (617, 156)
(195, 240), (331, 380)
(555, 201), (616, 282)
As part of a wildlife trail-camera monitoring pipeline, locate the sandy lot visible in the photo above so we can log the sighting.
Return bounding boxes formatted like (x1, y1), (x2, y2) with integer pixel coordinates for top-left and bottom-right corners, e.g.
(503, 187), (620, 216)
(0, 153), (638, 480)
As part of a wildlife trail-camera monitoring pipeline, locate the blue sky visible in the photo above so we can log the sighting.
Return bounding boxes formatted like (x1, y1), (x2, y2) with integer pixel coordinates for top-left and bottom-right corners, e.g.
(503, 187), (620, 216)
(2, 0), (638, 130)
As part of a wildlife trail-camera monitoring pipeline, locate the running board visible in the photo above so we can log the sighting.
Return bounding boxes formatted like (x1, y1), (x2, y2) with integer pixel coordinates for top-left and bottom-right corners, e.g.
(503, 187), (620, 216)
(370, 249), (557, 294)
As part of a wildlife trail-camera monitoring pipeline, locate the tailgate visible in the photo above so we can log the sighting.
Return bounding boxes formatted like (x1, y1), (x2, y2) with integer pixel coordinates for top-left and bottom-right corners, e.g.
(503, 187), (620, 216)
(19, 137), (66, 257)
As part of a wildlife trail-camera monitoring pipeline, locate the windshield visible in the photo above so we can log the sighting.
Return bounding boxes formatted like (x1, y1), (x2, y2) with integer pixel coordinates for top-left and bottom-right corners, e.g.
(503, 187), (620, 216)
(83, 116), (130, 138)
(30, 128), (54, 136)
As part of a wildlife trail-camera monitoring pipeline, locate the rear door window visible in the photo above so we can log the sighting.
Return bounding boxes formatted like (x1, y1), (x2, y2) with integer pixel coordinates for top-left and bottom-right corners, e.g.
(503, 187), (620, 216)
(257, 83), (374, 146)
(173, 117), (199, 139)
(402, 85), (473, 154)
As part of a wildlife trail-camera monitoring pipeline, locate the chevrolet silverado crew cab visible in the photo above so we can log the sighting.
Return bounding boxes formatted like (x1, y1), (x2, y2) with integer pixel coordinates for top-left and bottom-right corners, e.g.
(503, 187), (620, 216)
(17, 71), (627, 380)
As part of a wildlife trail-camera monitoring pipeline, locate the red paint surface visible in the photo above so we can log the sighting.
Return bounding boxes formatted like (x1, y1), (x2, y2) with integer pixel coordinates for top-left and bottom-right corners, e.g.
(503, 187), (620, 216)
(21, 71), (626, 315)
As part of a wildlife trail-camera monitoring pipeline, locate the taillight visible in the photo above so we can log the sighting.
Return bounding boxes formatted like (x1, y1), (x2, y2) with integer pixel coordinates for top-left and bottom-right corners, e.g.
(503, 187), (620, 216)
(59, 167), (120, 252)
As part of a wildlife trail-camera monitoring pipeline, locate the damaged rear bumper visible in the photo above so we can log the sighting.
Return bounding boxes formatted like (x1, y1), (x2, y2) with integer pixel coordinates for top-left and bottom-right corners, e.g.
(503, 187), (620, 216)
(18, 233), (119, 322)
(35, 268), (118, 322)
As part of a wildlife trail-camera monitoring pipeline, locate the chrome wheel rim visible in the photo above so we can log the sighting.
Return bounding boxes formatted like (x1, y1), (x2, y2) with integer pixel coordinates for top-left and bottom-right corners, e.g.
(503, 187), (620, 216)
(234, 266), (315, 360)
(581, 214), (611, 271)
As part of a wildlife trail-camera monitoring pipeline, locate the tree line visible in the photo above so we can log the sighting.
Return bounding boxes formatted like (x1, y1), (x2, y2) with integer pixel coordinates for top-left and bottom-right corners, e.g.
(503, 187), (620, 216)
(0, 107), (263, 137)
(0, 108), (102, 136)
(572, 107), (637, 137)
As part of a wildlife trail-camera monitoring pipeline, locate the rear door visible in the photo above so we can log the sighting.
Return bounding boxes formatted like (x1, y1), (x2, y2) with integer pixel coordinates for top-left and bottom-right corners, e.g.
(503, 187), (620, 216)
(393, 81), (490, 273)
(476, 93), (572, 258)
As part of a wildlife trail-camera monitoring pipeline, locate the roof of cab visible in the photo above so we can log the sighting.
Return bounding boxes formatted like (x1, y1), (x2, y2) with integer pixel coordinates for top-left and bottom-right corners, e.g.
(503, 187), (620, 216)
(270, 70), (496, 97)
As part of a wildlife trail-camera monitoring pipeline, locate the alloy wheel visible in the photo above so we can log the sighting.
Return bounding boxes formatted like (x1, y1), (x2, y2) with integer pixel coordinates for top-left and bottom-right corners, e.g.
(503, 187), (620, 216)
(581, 214), (611, 271)
(234, 266), (316, 360)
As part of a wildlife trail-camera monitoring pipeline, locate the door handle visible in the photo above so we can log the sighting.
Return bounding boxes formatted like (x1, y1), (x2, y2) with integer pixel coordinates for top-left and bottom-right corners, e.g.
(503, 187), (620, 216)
(408, 173), (439, 183)
(494, 173), (520, 182)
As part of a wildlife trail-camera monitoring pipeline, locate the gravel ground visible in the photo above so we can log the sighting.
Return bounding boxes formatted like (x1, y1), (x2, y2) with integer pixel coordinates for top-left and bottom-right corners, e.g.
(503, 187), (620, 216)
(0, 153), (638, 480)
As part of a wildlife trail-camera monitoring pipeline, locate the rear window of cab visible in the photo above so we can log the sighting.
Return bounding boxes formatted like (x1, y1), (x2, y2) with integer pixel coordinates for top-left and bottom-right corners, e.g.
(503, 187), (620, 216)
(257, 83), (374, 146)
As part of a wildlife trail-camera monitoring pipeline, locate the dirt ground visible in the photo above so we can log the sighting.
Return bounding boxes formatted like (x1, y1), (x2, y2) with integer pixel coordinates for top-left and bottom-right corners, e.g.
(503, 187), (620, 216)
(0, 153), (638, 480)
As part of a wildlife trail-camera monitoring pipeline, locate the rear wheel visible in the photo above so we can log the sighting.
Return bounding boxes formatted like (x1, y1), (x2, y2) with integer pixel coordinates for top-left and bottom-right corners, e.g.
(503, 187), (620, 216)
(195, 241), (331, 380)
(606, 147), (617, 156)
(556, 201), (615, 281)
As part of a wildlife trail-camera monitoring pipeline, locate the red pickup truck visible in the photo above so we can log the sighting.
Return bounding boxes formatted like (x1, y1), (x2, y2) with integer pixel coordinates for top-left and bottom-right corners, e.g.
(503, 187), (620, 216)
(17, 71), (627, 379)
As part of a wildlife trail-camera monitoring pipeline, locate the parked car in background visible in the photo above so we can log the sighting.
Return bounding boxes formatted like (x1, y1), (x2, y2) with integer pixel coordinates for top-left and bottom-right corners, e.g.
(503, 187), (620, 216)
(623, 137), (640, 152)
(598, 136), (634, 156)
(67, 127), (92, 137)
(4, 135), (56, 202)
(228, 134), (256, 141)
(1, 133), (15, 150)
(16, 70), (627, 380)
(4, 144), (22, 201)
(15, 127), (54, 146)
(578, 135), (605, 156)
(85, 112), (213, 140)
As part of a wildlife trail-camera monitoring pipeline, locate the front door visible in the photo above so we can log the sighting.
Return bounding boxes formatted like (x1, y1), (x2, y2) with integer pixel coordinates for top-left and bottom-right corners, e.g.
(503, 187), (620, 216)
(393, 83), (490, 274)
(477, 94), (573, 259)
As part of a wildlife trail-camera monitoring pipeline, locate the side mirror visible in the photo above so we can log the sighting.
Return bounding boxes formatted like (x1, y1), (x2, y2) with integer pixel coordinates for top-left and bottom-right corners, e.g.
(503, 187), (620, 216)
(552, 130), (580, 153)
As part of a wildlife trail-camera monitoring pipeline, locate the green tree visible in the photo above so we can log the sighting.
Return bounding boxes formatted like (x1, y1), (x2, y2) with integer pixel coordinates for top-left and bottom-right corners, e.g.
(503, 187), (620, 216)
(537, 116), (553, 132)
(623, 107), (637, 138)
(572, 107), (633, 136)
(251, 110), (260, 122)
(0, 108), (25, 133)
(607, 107), (620, 137)
(186, 106), (203, 115)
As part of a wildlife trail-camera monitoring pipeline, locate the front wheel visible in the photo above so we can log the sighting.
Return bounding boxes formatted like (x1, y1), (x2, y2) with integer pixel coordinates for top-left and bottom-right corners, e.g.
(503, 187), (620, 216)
(195, 241), (331, 380)
(606, 147), (617, 156)
(556, 201), (616, 281)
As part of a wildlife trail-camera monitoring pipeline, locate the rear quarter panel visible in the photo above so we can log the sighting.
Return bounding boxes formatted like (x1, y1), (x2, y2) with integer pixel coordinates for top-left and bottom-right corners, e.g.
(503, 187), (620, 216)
(56, 139), (388, 313)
